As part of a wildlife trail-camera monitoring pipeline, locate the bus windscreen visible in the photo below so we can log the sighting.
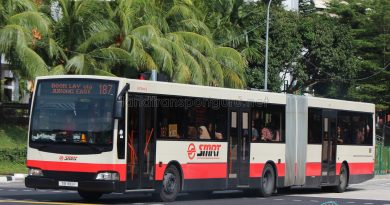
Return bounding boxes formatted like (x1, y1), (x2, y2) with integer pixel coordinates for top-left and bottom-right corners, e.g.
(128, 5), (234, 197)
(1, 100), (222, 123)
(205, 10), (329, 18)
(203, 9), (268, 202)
(30, 79), (118, 148)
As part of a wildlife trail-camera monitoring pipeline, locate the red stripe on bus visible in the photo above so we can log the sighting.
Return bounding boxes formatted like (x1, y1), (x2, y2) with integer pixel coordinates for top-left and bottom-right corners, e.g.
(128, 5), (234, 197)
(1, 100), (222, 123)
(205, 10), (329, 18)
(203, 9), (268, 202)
(340, 162), (374, 175)
(306, 162), (321, 176)
(249, 163), (285, 178)
(26, 160), (127, 181)
(155, 163), (227, 180)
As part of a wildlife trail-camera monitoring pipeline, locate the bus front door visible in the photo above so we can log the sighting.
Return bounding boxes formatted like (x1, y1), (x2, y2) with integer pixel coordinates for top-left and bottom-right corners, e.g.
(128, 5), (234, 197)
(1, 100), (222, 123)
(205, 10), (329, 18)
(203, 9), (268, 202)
(228, 105), (251, 188)
(126, 95), (156, 189)
(321, 110), (337, 184)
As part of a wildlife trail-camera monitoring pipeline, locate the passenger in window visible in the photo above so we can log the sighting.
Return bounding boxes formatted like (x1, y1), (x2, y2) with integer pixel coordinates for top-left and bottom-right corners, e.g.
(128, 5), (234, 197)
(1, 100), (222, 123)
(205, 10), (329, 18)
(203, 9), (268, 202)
(198, 126), (211, 140)
(337, 126), (343, 144)
(261, 125), (273, 142)
(356, 128), (364, 144)
(251, 121), (259, 142)
(207, 122), (224, 140)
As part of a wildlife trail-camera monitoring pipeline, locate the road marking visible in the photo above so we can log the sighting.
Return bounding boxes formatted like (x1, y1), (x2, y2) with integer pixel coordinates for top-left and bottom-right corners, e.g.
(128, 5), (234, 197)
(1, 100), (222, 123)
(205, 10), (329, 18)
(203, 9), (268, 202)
(364, 203), (374, 205)
(23, 189), (32, 192)
(0, 200), (97, 205)
(0, 189), (3, 191)
(346, 202), (355, 204)
(292, 199), (302, 202)
(256, 197), (265, 200)
(274, 198), (284, 201)
(8, 189), (17, 192)
(52, 190), (62, 193)
(310, 200), (319, 203)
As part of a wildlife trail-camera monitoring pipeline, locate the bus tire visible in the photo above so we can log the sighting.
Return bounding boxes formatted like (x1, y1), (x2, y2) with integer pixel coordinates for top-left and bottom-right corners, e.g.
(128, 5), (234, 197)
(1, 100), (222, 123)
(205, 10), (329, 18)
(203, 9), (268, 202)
(78, 190), (103, 201)
(159, 165), (181, 202)
(259, 164), (275, 197)
(335, 163), (348, 193)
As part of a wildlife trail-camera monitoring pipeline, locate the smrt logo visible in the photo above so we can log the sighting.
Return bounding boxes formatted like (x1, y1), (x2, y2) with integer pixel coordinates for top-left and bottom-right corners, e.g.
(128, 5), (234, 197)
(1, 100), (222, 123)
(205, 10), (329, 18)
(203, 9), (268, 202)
(187, 143), (196, 160)
(187, 143), (221, 160)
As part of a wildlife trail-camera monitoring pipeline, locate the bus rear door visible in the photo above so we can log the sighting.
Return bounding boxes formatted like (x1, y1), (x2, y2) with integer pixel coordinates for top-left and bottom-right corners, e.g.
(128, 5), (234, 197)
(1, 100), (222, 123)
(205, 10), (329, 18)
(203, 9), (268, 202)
(321, 110), (337, 184)
(228, 103), (251, 187)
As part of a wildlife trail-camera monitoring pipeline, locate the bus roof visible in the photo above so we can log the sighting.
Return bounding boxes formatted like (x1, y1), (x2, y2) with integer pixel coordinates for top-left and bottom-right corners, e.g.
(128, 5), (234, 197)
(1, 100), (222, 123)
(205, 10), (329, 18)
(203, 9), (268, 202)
(35, 75), (375, 113)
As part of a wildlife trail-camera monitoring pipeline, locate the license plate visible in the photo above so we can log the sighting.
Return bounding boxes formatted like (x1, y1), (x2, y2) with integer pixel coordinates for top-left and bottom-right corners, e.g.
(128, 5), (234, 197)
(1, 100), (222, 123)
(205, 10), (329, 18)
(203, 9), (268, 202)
(58, 181), (78, 187)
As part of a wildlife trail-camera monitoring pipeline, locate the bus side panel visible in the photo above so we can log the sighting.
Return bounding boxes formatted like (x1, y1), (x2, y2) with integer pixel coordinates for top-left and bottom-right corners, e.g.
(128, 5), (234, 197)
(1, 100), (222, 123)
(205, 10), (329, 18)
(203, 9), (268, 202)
(249, 143), (285, 188)
(155, 140), (228, 191)
(305, 144), (322, 187)
(336, 145), (375, 184)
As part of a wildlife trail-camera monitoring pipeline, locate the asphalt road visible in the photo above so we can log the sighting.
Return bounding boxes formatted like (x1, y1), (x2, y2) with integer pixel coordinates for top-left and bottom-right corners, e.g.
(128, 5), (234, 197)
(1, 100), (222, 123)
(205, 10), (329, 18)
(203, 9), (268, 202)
(1, 177), (390, 205)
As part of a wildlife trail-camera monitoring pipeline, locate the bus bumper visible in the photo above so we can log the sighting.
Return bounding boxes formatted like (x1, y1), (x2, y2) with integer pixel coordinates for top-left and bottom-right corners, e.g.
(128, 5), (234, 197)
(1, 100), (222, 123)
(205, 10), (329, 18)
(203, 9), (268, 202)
(25, 176), (125, 193)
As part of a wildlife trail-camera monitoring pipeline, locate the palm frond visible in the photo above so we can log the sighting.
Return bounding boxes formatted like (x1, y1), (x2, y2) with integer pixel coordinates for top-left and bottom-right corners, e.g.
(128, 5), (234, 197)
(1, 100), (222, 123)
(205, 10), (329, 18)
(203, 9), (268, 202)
(8, 11), (51, 36)
(12, 0), (38, 13)
(215, 47), (246, 68)
(116, 0), (134, 35)
(172, 62), (191, 83)
(49, 64), (66, 75)
(166, 5), (195, 21)
(159, 38), (185, 63)
(77, 31), (117, 53)
(89, 47), (132, 66)
(0, 25), (30, 53)
(47, 38), (67, 61)
(172, 31), (214, 56)
(150, 43), (174, 77)
(131, 25), (161, 45)
(208, 57), (224, 87)
(86, 19), (119, 37)
(223, 68), (245, 89)
(16, 46), (48, 78)
(181, 51), (204, 85)
(65, 54), (86, 74)
(241, 46), (262, 63)
(177, 19), (210, 36)
(93, 68), (116, 76)
(183, 44), (211, 84)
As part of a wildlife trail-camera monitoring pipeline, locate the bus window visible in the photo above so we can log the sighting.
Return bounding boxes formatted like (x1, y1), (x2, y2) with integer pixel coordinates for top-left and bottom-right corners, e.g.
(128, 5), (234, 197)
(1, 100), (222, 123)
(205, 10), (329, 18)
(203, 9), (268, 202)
(157, 97), (227, 140)
(251, 104), (285, 143)
(308, 108), (322, 144)
(338, 111), (373, 145)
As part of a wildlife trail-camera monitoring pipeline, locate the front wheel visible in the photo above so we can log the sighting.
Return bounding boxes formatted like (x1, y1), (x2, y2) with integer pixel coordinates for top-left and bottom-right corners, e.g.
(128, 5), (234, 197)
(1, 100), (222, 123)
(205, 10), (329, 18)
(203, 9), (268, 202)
(158, 165), (181, 202)
(259, 164), (275, 197)
(78, 190), (103, 201)
(335, 164), (348, 193)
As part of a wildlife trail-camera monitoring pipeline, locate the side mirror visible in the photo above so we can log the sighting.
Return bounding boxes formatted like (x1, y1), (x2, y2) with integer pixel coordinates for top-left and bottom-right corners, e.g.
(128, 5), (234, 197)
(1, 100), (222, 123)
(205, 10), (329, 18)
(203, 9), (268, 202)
(114, 100), (123, 119)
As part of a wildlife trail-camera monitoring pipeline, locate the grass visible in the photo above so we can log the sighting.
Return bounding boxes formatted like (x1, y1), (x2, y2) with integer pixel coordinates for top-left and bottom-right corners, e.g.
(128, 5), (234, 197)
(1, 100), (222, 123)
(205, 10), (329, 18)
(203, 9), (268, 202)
(0, 124), (28, 174)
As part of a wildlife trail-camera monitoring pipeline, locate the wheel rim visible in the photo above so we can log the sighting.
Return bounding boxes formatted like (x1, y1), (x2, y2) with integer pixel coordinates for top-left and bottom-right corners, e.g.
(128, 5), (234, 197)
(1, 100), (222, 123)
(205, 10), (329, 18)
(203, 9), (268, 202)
(262, 168), (274, 194)
(340, 166), (347, 188)
(163, 172), (176, 194)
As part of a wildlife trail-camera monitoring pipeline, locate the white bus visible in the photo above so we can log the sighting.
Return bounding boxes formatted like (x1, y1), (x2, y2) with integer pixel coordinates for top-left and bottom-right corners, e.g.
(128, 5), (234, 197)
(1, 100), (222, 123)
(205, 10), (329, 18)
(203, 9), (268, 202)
(25, 75), (375, 202)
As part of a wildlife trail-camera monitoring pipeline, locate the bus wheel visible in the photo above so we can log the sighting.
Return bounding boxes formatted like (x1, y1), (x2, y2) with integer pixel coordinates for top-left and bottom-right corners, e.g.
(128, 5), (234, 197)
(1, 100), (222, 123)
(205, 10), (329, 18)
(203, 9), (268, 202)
(78, 190), (103, 201)
(335, 164), (348, 193)
(259, 164), (275, 197)
(159, 165), (181, 202)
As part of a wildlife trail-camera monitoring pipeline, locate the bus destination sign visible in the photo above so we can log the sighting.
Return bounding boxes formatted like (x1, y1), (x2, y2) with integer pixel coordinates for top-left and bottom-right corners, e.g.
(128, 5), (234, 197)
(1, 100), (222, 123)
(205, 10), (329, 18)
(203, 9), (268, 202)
(38, 80), (116, 96)
(50, 82), (114, 95)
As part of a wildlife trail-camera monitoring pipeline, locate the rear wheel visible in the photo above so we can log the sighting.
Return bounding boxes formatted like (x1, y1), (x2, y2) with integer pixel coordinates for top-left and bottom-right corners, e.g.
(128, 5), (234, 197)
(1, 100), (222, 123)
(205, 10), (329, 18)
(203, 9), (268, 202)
(259, 164), (275, 197)
(158, 165), (181, 202)
(78, 190), (103, 201)
(335, 163), (348, 193)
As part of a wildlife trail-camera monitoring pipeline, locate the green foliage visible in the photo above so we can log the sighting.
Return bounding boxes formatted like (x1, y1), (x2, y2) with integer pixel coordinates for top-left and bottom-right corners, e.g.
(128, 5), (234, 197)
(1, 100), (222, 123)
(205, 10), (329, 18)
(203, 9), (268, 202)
(328, 0), (390, 110)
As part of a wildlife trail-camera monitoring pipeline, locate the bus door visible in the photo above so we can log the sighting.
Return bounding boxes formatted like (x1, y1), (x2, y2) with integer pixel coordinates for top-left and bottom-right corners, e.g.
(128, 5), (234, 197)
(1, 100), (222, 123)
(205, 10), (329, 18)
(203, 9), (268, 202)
(228, 104), (251, 187)
(126, 95), (156, 189)
(321, 110), (337, 184)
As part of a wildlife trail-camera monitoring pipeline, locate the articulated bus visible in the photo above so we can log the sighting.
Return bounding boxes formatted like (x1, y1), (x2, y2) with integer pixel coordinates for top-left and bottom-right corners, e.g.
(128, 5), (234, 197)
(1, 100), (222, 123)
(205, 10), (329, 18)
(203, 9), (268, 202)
(25, 75), (375, 202)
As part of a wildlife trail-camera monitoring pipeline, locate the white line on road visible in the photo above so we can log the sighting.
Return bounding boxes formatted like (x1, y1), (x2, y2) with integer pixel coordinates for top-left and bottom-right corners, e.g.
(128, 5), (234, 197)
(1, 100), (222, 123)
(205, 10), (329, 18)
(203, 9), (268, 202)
(0, 189), (3, 191)
(346, 202), (355, 204)
(23, 189), (32, 192)
(292, 199), (302, 202)
(274, 198), (284, 201)
(310, 200), (319, 203)
(52, 190), (63, 193)
(364, 203), (374, 205)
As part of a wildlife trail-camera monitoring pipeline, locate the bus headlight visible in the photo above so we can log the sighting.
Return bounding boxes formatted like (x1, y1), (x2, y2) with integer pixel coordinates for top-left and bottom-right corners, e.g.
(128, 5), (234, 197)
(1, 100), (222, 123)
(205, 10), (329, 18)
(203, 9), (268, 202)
(28, 168), (43, 176)
(96, 172), (119, 180)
